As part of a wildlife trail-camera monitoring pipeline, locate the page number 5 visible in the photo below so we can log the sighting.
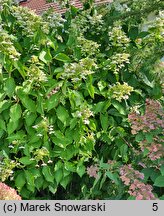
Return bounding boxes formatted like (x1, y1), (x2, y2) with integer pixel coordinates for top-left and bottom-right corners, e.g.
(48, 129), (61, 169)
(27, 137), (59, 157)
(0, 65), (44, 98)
(152, 203), (158, 212)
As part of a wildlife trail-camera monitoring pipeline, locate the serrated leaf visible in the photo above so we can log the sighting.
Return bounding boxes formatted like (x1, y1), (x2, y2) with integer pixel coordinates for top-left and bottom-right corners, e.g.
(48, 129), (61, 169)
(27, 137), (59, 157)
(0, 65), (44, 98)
(154, 176), (164, 187)
(60, 175), (71, 189)
(112, 101), (126, 115)
(35, 177), (44, 190)
(94, 101), (106, 114)
(4, 77), (16, 97)
(7, 120), (19, 135)
(150, 171), (160, 182)
(100, 112), (109, 131)
(65, 161), (76, 172)
(24, 111), (37, 126)
(17, 89), (36, 112)
(49, 185), (57, 194)
(56, 105), (69, 125)
(24, 170), (35, 192)
(86, 82), (95, 99)
(106, 171), (119, 185)
(54, 169), (63, 185)
(10, 103), (22, 121)
(39, 49), (52, 64)
(76, 163), (86, 177)
(14, 61), (26, 79)
(0, 100), (11, 113)
(0, 119), (6, 131)
(19, 157), (35, 165)
(42, 166), (54, 183)
(55, 53), (71, 62)
(142, 168), (154, 182)
(15, 172), (26, 190)
(46, 93), (60, 111)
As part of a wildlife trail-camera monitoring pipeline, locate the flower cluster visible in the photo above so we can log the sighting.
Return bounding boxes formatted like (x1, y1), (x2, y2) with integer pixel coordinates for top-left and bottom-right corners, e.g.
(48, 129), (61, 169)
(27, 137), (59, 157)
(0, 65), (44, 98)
(0, 182), (21, 200)
(128, 99), (164, 134)
(61, 58), (96, 82)
(0, 29), (20, 61)
(42, 8), (66, 35)
(11, 6), (49, 37)
(73, 105), (94, 125)
(33, 117), (54, 135)
(0, 158), (18, 182)
(77, 36), (100, 57)
(128, 180), (155, 200)
(27, 64), (48, 85)
(71, 10), (104, 34)
(120, 164), (155, 200)
(108, 24), (130, 49)
(105, 53), (130, 74)
(139, 139), (164, 161)
(32, 147), (53, 167)
(120, 164), (144, 185)
(87, 165), (99, 178)
(109, 82), (133, 102)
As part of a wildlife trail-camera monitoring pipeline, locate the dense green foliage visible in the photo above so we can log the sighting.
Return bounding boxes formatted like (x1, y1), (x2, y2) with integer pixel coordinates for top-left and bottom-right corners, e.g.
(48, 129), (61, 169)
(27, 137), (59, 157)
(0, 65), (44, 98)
(0, 0), (163, 200)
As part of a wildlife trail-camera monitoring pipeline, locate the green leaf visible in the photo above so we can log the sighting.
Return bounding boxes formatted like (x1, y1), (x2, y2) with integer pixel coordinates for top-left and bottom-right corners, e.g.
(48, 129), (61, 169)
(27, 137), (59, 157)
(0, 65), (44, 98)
(42, 166), (54, 183)
(106, 171), (119, 185)
(145, 133), (153, 143)
(24, 170), (35, 192)
(16, 88), (36, 112)
(10, 103), (22, 121)
(76, 163), (86, 177)
(19, 157), (35, 165)
(35, 177), (44, 190)
(39, 49), (52, 64)
(14, 61), (26, 79)
(0, 100), (11, 113)
(120, 144), (128, 161)
(4, 77), (16, 97)
(54, 53), (71, 62)
(135, 133), (144, 142)
(100, 112), (109, 131)
(56, 105), (69, 125)
(100, 174), (107, 190)
(160, 165), (164, 176)
(112, 101), (126, 115)
(154, 176), (164, 187)
(86, 82), (95, 99)
(0, 119), (6, 131)
(46, 92), (60, 111)
(93, 101), (106, 114)
(60, 175), (72, 189)
(142, 168), (154, 182)
(49, 184), (57, 194)
(15, 172), (26, 190)
(24, 111), (37, 126)
(65, 161), (76, 172)
(150, 171), (160, 182)
(54, 169), (63, 185)
(7, 120), (19, 135)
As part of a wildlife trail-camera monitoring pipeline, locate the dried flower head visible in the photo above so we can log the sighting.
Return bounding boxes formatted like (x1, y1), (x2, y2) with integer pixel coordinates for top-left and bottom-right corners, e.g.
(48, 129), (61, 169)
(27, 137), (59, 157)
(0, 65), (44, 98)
(0, 182), (21, 200)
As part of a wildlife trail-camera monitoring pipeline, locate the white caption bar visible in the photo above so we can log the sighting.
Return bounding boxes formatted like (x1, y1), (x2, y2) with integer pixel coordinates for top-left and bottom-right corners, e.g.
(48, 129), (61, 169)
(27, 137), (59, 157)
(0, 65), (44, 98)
(0, 201), (163, 216)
